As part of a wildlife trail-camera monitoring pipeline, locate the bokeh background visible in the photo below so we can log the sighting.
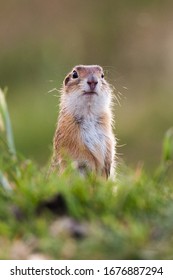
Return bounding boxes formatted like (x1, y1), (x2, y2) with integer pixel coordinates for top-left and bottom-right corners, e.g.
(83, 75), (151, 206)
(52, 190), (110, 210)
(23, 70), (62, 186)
(0, 0), (173, 170)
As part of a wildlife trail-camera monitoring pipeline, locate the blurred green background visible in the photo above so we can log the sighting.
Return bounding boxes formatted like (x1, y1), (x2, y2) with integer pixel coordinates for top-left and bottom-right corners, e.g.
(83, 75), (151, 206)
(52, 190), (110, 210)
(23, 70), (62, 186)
(0, 0), (173, 170)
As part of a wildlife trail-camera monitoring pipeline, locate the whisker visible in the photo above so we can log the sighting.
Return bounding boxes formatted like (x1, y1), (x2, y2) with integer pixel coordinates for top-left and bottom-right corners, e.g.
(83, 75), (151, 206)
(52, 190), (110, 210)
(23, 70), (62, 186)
(48, 88), (59, 94)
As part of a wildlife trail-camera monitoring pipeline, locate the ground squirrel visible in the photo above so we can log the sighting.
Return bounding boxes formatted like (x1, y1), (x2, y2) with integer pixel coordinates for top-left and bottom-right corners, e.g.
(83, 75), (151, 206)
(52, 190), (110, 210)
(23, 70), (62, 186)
(51, 65), (116, 179)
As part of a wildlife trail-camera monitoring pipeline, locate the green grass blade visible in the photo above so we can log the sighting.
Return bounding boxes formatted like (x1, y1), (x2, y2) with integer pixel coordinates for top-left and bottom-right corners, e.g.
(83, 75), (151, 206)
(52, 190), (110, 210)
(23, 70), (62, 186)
(0, 88), (16, 156)
(163, 127), (173, 162)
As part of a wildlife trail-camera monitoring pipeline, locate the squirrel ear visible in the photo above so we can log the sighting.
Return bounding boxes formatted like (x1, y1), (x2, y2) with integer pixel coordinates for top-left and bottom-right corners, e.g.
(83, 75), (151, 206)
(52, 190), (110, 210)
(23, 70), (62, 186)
(64, 75), (70, 86)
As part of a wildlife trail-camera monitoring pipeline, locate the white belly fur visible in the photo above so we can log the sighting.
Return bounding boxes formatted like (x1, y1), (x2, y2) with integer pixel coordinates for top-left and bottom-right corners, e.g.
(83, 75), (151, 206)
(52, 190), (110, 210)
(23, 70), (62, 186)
(80, 115), (107, 167)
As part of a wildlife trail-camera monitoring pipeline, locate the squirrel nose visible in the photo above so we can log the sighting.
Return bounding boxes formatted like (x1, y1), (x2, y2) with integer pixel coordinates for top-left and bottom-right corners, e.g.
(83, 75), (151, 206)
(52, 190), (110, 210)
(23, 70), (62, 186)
(87, 75), (98, 91)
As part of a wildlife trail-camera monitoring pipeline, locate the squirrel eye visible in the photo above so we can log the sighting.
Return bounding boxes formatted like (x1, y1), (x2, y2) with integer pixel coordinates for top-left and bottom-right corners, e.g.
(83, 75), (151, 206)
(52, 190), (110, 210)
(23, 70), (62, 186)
(101, 73), (104, 78)
(72, 70), (78, 79)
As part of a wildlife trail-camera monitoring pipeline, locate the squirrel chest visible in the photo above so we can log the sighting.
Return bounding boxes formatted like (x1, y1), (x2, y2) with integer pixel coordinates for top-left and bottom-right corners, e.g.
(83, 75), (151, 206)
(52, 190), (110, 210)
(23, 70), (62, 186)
(78, 114), (107, 165)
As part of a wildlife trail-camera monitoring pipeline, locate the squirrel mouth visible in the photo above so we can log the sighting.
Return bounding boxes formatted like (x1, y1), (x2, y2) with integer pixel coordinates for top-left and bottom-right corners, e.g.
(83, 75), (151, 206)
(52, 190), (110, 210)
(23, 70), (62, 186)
(83, 91), (98, 96)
